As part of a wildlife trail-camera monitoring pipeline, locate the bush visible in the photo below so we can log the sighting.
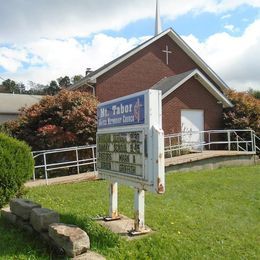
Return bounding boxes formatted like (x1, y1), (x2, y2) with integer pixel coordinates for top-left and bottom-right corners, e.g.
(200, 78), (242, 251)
(5, 90), (98, 150)
(0, 133), (34, 208)
(223, 90), (260, 136)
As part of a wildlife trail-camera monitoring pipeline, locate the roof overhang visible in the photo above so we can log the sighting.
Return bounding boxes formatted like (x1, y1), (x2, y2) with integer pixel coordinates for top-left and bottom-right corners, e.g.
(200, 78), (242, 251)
(161, 69), (233, 108)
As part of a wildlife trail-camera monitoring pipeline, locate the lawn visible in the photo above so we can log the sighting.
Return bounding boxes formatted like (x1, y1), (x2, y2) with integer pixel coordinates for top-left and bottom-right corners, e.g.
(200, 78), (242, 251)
(0, 165), (259, 259)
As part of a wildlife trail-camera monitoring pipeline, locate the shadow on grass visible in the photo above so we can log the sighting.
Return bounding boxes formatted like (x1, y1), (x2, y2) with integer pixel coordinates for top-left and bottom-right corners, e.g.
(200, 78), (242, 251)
(60, 213), (120, 251)
(0, 218), (53, 259)
(0, 212), (120, 260)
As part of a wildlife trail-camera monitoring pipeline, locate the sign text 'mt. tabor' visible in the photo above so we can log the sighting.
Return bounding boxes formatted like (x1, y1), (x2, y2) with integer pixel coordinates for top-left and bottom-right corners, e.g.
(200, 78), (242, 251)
(98, 94), (144, 128)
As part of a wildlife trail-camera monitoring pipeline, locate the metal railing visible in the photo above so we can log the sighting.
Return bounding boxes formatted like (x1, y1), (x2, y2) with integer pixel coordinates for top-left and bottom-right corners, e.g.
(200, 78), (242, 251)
(32, 145), (96, 184)
(253, 133), (260, 152)
(32, 129), (259, 184)
(164, 129), (258, 158)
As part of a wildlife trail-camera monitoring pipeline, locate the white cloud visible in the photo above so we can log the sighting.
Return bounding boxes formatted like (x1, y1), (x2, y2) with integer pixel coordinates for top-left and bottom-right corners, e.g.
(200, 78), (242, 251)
(0, 47), (28, 72)
(221, 14), (232, 19)
(0, 0), (260, 44)
(182, 19), (260, 91)
(1, 34), (146, 84)
(0, 1), (260, 91)
(224, 24), (235, 32)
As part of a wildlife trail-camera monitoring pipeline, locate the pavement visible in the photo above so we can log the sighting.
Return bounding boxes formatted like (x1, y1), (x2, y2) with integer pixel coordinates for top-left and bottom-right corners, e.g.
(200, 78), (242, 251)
(25, 171), (98, 187)
(165, 150), (255, 167)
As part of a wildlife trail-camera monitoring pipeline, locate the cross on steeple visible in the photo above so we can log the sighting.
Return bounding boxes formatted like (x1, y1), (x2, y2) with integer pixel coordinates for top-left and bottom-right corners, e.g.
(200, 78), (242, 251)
(162, 45), (172, 65)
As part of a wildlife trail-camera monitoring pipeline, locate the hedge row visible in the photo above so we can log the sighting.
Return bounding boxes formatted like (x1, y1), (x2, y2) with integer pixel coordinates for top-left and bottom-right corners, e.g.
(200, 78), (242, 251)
(0, 133), (34, 208)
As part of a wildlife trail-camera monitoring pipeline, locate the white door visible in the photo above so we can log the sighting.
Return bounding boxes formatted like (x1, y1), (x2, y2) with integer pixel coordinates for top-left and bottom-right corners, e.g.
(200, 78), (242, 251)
(181, 109), (204, 149)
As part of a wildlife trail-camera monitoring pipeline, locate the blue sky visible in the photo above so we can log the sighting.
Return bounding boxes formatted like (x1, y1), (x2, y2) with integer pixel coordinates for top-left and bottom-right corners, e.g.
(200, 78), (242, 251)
(105, 4), (259, 40)
(0, 0), (260, 91)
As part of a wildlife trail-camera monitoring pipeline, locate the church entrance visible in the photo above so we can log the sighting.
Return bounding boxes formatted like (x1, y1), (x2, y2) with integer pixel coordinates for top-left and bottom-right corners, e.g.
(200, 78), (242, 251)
(181, 109), (204, 149)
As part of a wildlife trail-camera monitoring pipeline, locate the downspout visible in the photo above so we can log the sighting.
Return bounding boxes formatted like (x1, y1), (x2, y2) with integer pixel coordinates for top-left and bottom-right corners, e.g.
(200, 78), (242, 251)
(86, 82), (95, 96)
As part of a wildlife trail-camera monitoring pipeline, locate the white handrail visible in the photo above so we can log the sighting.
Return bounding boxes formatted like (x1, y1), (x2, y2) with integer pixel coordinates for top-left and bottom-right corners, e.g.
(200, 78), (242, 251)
(32, 144), (97, 184)
(32, 129), (258, 184)
(164, 129), (257, 157)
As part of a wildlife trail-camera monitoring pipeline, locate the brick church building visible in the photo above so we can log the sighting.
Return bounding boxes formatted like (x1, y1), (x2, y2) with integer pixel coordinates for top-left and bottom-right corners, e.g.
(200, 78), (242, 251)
(70, 5), (232, 136)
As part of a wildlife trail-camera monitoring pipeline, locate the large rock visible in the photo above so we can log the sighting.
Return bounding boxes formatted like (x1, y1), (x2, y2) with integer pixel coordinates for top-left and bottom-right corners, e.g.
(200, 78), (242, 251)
(30, 207), (60, 232)
(49, 223), (90, 257)
(10, 198), (41, 220)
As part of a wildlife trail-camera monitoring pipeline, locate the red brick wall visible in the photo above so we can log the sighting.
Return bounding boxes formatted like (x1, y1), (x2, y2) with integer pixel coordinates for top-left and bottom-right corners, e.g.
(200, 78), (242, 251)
(162, 77), (223, 135)
(96, 35), (218, 102)
(89, 34), (224, 133)
(95, 35), (222, 102)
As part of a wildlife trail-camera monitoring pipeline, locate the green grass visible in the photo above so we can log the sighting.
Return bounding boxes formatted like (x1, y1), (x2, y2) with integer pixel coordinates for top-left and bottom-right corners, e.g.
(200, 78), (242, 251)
(0, 165), (259, 259)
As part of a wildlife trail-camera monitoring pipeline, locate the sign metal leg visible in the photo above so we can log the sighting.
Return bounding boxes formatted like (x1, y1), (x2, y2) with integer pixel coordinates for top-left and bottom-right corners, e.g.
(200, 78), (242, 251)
(129, 189), (150, 235)
(104, 181), (120, 221)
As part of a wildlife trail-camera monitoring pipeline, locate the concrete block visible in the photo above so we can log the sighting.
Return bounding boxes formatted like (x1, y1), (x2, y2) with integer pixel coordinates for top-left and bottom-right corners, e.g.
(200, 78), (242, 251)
(49, 223), (90, 257)
(30, 207), (60, 232)
(10, 198), (41, 220)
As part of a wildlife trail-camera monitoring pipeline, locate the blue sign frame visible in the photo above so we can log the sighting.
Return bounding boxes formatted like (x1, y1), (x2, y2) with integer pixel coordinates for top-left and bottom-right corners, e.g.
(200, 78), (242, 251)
(97, 94), (145, 128)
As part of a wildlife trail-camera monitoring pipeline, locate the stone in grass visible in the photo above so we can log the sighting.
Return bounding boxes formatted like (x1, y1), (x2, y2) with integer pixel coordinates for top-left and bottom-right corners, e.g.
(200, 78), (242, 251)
(30, 207), (60, 232)
(49, 223), (90, 257)
(39, 232), (66, 256)
(16, 217), (35, 235)
(10, 198), (41, 220)
(1, 207), (17, 224)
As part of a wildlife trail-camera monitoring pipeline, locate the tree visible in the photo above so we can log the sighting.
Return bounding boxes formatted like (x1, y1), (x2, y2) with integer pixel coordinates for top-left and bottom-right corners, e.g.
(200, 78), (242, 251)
(2, 79), (20, 93)
(44, 80), (60, 95)
(5, 90), (98, 150)
(248, 88), (260, 99)
(223, 90), (260, 137)
(72, 75), (83, 84)
(57, 76), (71, 88)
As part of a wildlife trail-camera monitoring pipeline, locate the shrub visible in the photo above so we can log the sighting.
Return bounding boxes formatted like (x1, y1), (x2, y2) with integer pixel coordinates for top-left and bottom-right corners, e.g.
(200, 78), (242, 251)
(5, 90), (98, 150)
(0, 133), (34, 208)
(223, 90), (260, 136)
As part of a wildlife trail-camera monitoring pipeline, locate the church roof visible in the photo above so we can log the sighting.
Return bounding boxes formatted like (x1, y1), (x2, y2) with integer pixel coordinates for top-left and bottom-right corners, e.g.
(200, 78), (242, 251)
(151, 69), (195, 95)
(70, 28), (229, 92)
(152, 69), (232, 108)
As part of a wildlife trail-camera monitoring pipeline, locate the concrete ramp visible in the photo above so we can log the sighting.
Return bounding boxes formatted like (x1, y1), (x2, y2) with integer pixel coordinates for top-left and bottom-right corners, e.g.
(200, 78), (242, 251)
(165, 151), (258, 173)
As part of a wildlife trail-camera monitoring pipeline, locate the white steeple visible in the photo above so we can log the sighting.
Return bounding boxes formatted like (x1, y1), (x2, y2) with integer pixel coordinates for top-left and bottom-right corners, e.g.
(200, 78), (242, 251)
(155, 0), (162, 36)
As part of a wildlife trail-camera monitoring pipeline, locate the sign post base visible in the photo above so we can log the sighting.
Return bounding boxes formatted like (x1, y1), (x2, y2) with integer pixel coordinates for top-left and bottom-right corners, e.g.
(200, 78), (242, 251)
(106, 181), (120, 221)
(103, 216), (121, 222)
(129, 188), (150, 236)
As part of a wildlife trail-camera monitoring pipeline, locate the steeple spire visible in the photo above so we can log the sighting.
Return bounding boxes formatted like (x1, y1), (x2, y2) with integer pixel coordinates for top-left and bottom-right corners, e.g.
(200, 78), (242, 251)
(155, 0), (162, 36)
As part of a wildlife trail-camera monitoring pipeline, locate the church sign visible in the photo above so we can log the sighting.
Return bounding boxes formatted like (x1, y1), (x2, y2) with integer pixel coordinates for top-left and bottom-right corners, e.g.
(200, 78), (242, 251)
(96, 89), (165, 235)
(97, 89), (165, 194)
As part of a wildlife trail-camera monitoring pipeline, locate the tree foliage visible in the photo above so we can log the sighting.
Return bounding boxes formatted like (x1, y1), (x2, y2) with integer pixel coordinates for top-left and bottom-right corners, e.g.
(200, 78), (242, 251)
(1, 74), (84, 95)
(72, 75), (83, 84)
(2, 79), (21, 93)
(223, 90), (260, 136)
(57, 75), (71, 88)
(248, 88), (260, 99)
(5, 90), (98, 150)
